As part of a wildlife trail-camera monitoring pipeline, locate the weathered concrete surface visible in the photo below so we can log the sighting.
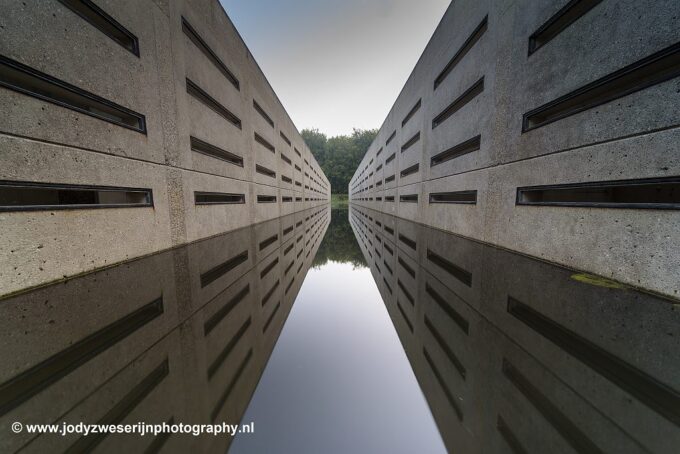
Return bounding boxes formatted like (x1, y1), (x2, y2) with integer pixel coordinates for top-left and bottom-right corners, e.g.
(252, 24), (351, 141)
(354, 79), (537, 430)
(349, 0), (680, 298)
(0, 0), (330, 298)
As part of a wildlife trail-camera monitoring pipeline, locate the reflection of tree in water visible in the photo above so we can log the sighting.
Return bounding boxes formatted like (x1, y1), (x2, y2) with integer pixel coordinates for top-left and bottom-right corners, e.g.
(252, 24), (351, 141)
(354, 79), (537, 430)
(313, 209), (367, 269)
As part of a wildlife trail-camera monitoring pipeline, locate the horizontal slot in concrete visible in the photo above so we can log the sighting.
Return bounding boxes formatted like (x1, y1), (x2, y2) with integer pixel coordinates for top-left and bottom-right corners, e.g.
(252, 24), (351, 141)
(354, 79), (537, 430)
(386, 130), (396, 145)
(280, 131), (291, 146)
(186, 78), (241, 129)
(259, 234), (278, 251)
(398, 257), (415, 278)
(59, 0), (139, 56)
(263, 302), (281, 333)
(281, 154), (292, 165)
(200, 250), (248, 288)
(0, 180), (152, 211)
(397, 279), (414, 305)
(434, 15), (488, 89)
(0, 297), (163, 416)
(424, 315), (466, 379)
(400, 164), (420, 177)
(255, 164), (276, 178)
(522, 42), (680, 131)
(190, 136), (243, 166)
(516, 177), (680, 209)
(211, 349), (252, 422)
(401, 132), (421, 153)
(399, 233), (417, 250)
(207, 318), (251, 380)
(402, 99), (422, 127)
(254, 132), (275, 152)
(397, 301), (414, 332)
(432, 77), (484, 129)
(260, 257), (279, 278)
(285, 277), (295, 295)
(429, 190), (477, 204)
(425, 283), (469, 334)
(528, 0), (603, 55)
(0, 55), (146, 132)
(256, 195), (276, 203)
(203, 285), (250, 335)
(261, 281), (280, 306)
(431, 135), (481, 166)
(194, 192), (245, 205)
(383, 277), (392, 294)
(253, 99), (274, 127)
(423, 347), (463, 421)
(426, 249), (472, 287)
(399, 194), (418, 203)
(182, 16), (239, 89)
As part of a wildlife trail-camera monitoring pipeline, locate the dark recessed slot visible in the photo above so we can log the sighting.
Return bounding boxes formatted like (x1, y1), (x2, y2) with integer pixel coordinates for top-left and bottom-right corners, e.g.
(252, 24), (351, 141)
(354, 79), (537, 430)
(295, 164), (302, 171)
(296, 197), (302, 202)
(282, 196), (293, 203)
(385, 196), (395, 202)
(397, 301), (414, 333)
(0, 297), (163, 416)
(430, 190), (477, 204)
(186, 78), (241, 129)
(190, 136), (243, 166)
(401, 132), (421, 153)
(386, 130), (396, 145)
(259, 234), (278, 251)
(297, 261), (304, 274)
(284, 243), (294, 256)
(263, 302), (281, 333)
(211, 349), (252, 422)
(528, 0), (602, 55)
(260, 257), (279, 279)
(59, 0), (139, 56)
(434, 15), (488, 89)
(207, 318), (251, 380)
(294, 147), (302, 157)
(384, 242), (394, 254)
(377, 147), (383, 156)
(376, 197), (382, 201)
(297, 235), (303, 243)
(402, 99), (422, 127)
(427, 249), (472, 287)
(67, 359), (169, 453)
(297, 249), (303, 258)
(203, 285), (250, 335)
(400, 194), (418, 203)
(282, 175), (292, 184)
(431, 135), (481, 167)
(523, 42), (680, 131)
(0, 181), (152, 212)
(496, 416), (528, 454)
(194, 191), (245, 205)
(257, 195), (277, 203)
(261, 280), (280, 306)
(425, 283), (469, 334)
(281, 154), (292, 165)
(386, 154), (396, 165)
(383, 277), (392, 294)
(296, 221), (303, 227)
(374, 247), (381, 258)
(285, 260), (294, 275)
(285, 278), (295, 295)
(376, 220), (382, 227)
(253, 99), (274, 127)
(255, 164), (276, 179)
(516, 177), (680, 209)
(397, 279), (414, 305)
(284, 225), (294, 236)
(200, 250), (248, 288)
(383, 259), (393, 275)
(399, 233), (417, 250)
(254, 132), (275, 152)
(295, 181), (302, 187)
(432, 77), (484, 129)
(0, 55), (146, 132)
(502, 359), (602, 454)
(507, 297), (680, 425)
(280, 131), (292, 146)
(384, 226), (395, 236)
(400, 164), (419, 178)
(181, 16), (239, 89)
(398, 257), (415, 278)
(376, 164), (383, 171)
(423, 348), (463, 421)
(425, 315), (466, 379)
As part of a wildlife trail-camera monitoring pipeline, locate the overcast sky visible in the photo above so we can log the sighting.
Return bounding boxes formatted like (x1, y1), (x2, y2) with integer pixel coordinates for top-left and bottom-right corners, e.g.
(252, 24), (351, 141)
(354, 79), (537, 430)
(219, 0), (450, 137)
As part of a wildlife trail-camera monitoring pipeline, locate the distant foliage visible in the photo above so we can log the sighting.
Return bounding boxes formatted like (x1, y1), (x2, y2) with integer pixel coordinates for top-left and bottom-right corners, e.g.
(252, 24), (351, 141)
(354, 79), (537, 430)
(313, 209), (367, 269)
(302, 128), (377, 194)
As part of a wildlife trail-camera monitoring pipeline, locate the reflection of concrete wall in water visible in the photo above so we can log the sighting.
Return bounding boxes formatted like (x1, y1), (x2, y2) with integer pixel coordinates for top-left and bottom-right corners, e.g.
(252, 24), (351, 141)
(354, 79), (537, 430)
(0, 207), (329, 453)
(0, 0), (330, 298)
(350, 205), (680, 454)
(348, 0), (680, 298)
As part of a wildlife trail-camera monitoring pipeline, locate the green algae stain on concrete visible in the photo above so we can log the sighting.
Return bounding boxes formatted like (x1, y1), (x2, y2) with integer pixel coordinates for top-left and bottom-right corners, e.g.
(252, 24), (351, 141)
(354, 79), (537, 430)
(570, 273), (627, 289)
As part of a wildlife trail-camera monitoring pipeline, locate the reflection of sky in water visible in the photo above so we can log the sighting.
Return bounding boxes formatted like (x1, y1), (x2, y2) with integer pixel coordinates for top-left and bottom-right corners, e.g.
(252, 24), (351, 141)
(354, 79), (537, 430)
(231, 254), (445, 453)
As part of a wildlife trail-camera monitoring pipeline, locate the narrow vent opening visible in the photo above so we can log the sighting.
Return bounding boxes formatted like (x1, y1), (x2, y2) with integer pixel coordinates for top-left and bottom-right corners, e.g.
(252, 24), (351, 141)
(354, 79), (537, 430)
(386, 153), (396, 164)
(201, 251), (248, 288)
(0, 55), (146, 132)
(430, 190), (477, 204)
(280, 131), (292, 146)
(0, 181), (152, 211)
(399, 233), (417, 250)
(431, 135), (481, 167)
(401, 132), (421, 153)
(432, 77), (484, 128)
(260, 258), (279, 279)
(281, 154), (292, 165)
(252, 99), (274, 127)
(386, 130), (397, 145)
(400, 164), (419, 178)
(282, 196), (293, 202)
(523, 42), (680, 131)
(385, 175), (396, 183)
(402, 99), (422, 127)
(426, 249), (472, 287)
(259, 234), (278, 251)
(528, 0), (603, 55)
(385, 196), (395, 202)
(255, 164), (276, 178)
(434, 16), (488, 89)
(181, 17), (239, 89)
(195, 192), (245, 205)
(254, 132), (275, 152)
(516, 177), (680, 209)
(257, 195), (277, 203)
(190, 136), (243, 166)
(398, 257), (415, 278)
(281, 175), (292, 184)
(186, 79), (241, 129)
(426, 283), (469, 334)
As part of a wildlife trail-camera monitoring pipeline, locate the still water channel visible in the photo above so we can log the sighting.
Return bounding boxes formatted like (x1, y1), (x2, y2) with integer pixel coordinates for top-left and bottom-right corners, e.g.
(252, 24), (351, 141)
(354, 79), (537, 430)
(1, 206), (678, 453)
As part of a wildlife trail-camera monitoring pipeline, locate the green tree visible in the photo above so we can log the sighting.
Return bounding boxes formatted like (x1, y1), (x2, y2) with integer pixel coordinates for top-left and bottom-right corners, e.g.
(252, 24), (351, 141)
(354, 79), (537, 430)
(302, 128), (377, 194)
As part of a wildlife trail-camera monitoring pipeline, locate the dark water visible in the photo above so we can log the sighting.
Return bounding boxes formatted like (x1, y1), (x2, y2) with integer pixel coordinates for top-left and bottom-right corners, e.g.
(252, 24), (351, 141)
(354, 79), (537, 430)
(1, 205), (678, 453)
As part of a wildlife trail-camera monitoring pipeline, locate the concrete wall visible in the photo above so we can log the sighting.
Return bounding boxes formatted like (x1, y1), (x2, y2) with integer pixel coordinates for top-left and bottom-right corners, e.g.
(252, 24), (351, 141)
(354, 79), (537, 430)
(348, 0), (680, 298)
(0, 0), (330, 298)
(0, 206), (329, 453)
(350, 205), (679, 454)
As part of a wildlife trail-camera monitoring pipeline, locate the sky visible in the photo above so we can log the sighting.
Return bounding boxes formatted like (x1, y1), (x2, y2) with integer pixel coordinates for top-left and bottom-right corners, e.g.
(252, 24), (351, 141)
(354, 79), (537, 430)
(219, 0), (451, 137)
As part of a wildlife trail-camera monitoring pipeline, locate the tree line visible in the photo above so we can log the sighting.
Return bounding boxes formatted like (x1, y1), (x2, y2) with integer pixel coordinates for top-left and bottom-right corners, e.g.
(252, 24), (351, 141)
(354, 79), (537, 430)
(301, 128), (377, 194)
